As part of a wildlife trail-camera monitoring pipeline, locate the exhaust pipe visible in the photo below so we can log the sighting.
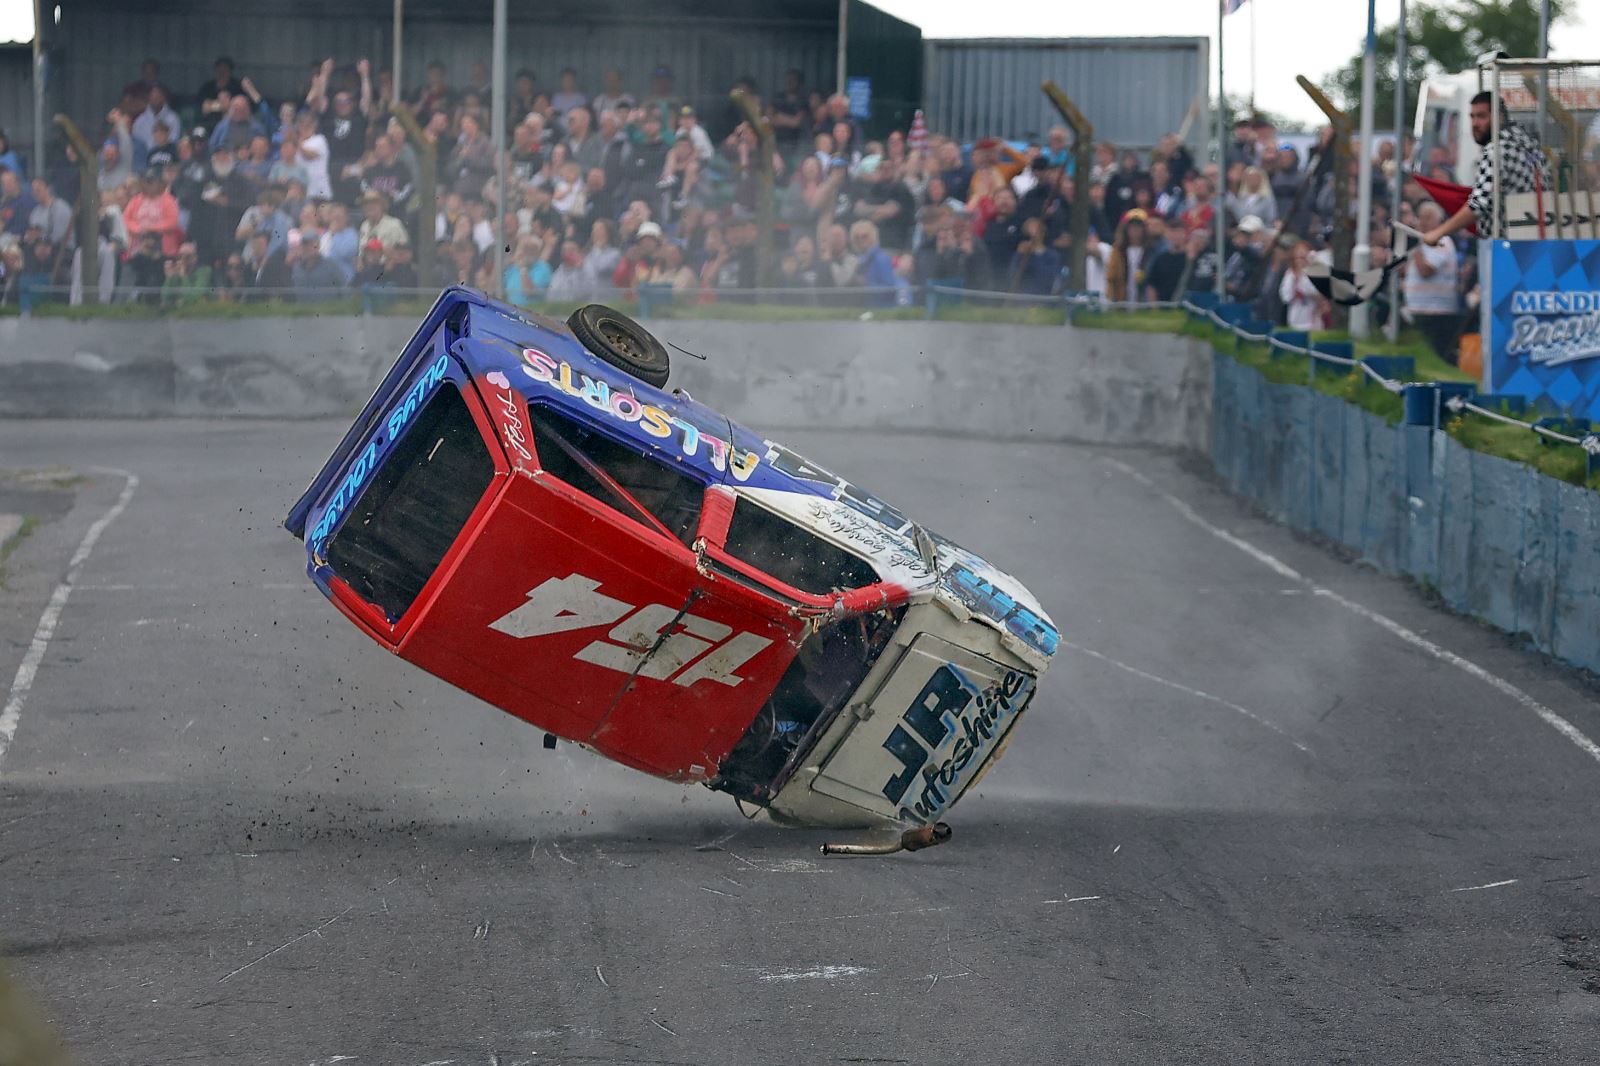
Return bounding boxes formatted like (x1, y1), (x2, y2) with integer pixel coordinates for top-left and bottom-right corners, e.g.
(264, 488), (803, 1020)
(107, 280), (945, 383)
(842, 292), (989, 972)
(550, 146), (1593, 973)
(820, 822), (952, 857)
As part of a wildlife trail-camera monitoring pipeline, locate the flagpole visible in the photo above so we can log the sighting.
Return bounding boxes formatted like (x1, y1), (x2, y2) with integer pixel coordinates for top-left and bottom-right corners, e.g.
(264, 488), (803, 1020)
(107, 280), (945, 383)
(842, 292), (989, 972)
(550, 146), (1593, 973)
(1386, 0), (1406, 343)
(1249, 0), (1257, 115)
(1215, 0), (1226, 300)
(1351, 0), (1376, 339)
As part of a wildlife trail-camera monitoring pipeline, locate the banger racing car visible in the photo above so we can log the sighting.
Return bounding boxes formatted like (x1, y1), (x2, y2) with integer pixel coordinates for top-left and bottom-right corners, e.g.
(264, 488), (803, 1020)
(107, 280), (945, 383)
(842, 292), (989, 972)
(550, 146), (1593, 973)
(286, 287), (1058, 827)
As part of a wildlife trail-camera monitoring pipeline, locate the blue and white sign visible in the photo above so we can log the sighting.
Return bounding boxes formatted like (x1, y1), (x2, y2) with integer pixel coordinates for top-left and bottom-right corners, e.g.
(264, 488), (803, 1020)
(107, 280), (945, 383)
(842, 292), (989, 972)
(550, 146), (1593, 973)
(846, 76), (872, 120)
(1489, 239), (1600, 417)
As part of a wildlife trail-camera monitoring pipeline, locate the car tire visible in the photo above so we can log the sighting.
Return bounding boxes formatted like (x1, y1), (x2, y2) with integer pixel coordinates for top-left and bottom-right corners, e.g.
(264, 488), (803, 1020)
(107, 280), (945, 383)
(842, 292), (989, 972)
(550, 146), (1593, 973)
(566, 304), (671, 389)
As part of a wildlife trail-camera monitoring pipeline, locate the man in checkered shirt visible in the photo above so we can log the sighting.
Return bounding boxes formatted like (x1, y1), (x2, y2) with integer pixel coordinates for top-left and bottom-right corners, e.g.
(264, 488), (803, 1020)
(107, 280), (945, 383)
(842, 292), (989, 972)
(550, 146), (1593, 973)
(1423, 91), (1549, 245)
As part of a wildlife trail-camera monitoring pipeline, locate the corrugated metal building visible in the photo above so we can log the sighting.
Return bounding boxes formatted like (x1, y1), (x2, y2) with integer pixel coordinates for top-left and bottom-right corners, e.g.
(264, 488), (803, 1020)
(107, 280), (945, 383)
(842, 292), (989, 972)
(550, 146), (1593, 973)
(0, 44), (33, 173)
(33, 0), (918, 147)
(923, 37), (1209, 152)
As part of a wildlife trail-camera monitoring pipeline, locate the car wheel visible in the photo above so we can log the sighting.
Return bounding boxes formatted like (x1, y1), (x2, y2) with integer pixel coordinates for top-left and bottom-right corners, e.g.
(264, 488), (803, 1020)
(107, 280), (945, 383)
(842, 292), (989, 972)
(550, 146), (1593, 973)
(566, 304), (671, 388)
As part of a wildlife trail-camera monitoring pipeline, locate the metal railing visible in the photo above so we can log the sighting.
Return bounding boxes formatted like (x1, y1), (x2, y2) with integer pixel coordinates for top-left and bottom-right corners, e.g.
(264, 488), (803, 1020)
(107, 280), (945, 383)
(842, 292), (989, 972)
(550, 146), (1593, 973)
(1152, 292), (1600, 475)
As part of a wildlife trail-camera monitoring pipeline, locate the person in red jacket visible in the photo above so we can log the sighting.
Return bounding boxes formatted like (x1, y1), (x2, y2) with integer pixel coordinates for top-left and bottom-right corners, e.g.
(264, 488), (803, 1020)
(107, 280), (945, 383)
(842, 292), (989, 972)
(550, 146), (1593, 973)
(124, 169), (184, 259)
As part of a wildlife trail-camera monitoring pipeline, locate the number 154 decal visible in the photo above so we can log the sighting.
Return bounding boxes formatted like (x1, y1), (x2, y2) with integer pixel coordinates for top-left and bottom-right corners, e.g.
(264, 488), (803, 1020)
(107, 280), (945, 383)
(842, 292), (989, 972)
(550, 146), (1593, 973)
(489, 573), (773, 689)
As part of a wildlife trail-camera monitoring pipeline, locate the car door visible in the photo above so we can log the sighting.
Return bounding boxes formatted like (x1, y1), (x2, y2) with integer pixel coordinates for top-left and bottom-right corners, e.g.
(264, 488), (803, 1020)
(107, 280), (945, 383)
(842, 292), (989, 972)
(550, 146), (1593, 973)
(398, 398), (798, 779)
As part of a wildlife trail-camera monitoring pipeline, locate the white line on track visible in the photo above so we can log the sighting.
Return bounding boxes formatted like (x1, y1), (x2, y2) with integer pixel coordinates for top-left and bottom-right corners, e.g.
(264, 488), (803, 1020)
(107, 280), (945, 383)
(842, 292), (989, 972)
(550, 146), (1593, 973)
(1102, 457), (1600, 768)
(1061, 639), (1311, 755)
(0, 467), (139, 772)
(1451, 878), (1519, 893)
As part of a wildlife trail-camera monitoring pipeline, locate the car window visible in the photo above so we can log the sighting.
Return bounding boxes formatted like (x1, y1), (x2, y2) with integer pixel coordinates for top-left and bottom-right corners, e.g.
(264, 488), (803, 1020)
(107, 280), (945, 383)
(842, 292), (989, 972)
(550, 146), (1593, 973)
(721, 498), (880, 596)
(326, 384), (495, 620)
(528, 404), (703, 548)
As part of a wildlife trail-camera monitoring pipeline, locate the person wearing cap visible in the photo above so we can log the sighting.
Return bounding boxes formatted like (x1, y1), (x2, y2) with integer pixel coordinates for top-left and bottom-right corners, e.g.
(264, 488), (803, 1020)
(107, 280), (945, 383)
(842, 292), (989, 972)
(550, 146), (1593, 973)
(98, 110), (135, 194)
(125, 169), (183, 258)
(852, 155), (916, 252)
(677, 106), (714, 163)
(354, 235), (387, 281)
(1224, 215), (1267, 302)
(642, 65), (679, 122)
(357, 190), (409, 254)
(965, 137), (1031, 215)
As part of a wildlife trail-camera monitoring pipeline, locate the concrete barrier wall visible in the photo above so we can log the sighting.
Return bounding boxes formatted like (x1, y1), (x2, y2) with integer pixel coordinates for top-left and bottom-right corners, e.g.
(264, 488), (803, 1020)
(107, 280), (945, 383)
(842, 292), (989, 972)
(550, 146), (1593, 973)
(0, 316), (1214, 449)
(659, 320), (1213, 449)
(1212, 354), (1600, 674)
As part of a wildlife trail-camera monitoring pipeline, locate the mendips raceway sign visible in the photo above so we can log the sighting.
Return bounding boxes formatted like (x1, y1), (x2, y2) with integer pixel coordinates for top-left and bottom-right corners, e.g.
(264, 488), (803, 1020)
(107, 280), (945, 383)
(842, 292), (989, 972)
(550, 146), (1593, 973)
(1490, 240), (1600, 415)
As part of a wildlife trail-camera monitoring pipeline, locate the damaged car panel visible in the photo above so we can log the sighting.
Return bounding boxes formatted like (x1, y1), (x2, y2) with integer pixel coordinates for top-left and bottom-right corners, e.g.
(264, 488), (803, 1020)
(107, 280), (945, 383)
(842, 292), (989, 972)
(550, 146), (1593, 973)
(286, 287), (1057, 826)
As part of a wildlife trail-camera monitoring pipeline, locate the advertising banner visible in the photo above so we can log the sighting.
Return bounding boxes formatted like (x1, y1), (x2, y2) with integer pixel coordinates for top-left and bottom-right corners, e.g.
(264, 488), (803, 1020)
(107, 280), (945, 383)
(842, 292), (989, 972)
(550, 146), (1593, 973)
(1488, 239), (1600, 416)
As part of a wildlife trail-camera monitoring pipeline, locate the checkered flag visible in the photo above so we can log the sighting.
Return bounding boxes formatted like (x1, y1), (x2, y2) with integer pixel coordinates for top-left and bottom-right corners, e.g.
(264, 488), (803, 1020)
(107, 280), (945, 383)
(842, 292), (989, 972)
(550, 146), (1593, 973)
(1305, 259), (1400, 307)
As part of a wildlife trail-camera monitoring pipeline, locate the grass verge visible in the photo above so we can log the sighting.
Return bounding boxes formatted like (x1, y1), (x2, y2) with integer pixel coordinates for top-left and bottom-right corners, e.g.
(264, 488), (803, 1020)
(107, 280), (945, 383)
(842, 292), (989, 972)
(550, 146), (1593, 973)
(1078, 309), (1599, 491)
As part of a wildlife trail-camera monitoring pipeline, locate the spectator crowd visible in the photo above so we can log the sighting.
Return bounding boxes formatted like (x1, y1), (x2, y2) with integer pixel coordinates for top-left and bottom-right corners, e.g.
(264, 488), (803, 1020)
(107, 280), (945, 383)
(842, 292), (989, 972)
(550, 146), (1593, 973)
(0, 55), (1479, 362)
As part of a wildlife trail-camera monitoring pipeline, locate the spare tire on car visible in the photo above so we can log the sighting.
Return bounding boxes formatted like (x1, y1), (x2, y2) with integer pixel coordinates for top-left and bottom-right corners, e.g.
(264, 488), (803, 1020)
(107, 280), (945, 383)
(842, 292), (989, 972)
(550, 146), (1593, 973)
(566, 304), (671, 388)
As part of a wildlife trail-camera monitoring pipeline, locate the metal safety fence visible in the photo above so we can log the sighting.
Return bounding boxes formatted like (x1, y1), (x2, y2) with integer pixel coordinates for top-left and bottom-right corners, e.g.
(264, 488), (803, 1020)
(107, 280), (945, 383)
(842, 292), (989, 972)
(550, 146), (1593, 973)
(1143, 289), (1600, 480)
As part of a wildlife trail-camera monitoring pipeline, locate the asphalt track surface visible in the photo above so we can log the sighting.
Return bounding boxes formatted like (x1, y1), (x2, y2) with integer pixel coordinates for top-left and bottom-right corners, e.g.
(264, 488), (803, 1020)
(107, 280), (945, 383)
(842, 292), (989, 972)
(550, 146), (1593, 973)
(3, 418), (1600, 1065)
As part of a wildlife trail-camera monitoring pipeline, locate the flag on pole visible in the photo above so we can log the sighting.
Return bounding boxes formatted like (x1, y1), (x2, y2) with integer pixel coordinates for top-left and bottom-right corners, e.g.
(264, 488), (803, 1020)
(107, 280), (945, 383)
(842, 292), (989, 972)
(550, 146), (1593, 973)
(1307, 258), (1402, 306)
(908, 109), (927, 154)
(1411, 172), (1478, 236)
(1223, 0), (1249, 13)
(1306, 223), (1414, 307)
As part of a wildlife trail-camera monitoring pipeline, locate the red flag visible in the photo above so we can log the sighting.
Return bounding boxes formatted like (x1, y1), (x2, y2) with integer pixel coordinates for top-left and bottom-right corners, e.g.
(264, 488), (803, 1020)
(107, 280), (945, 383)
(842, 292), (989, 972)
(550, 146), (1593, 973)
(1411, 172), (1477, 235)
(908, 109), (927, 153)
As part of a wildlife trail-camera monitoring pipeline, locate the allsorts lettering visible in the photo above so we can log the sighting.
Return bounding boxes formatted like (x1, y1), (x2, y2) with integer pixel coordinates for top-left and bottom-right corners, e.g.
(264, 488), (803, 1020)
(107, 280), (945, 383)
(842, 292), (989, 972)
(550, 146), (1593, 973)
(312, 353), (450, 548)
(520, 348), (759, 480)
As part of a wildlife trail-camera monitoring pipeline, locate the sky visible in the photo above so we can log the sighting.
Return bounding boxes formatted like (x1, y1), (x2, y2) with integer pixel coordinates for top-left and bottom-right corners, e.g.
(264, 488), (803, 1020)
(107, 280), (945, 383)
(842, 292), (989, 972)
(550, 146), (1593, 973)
(0, 0), (1596, 126)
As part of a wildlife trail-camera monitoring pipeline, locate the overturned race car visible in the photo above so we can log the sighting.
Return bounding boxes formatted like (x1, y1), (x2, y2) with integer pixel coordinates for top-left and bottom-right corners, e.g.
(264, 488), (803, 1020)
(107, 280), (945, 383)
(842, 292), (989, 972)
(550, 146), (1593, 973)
(286, 287), (1058, 828)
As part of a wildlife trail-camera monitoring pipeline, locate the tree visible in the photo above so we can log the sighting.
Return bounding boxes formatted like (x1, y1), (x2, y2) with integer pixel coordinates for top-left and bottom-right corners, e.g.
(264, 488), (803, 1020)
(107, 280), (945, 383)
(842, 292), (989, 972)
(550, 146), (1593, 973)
(1322, 0), (1566, 129)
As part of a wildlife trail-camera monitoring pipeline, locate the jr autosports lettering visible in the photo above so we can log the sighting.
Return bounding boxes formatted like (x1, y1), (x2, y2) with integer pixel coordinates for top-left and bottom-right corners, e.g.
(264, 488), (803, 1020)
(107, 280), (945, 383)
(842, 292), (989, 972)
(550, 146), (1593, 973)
(881, 664), (1035, 824)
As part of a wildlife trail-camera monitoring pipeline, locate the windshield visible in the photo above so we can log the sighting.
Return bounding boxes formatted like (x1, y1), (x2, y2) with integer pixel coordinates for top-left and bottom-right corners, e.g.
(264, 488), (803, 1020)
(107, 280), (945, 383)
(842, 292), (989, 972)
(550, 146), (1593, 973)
(324, 385), (495, 620)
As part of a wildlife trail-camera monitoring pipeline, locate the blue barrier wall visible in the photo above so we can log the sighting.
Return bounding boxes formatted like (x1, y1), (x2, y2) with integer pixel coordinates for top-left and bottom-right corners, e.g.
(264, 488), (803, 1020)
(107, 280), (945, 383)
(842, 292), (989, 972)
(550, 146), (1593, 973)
(1212, 355), (1600, 674)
